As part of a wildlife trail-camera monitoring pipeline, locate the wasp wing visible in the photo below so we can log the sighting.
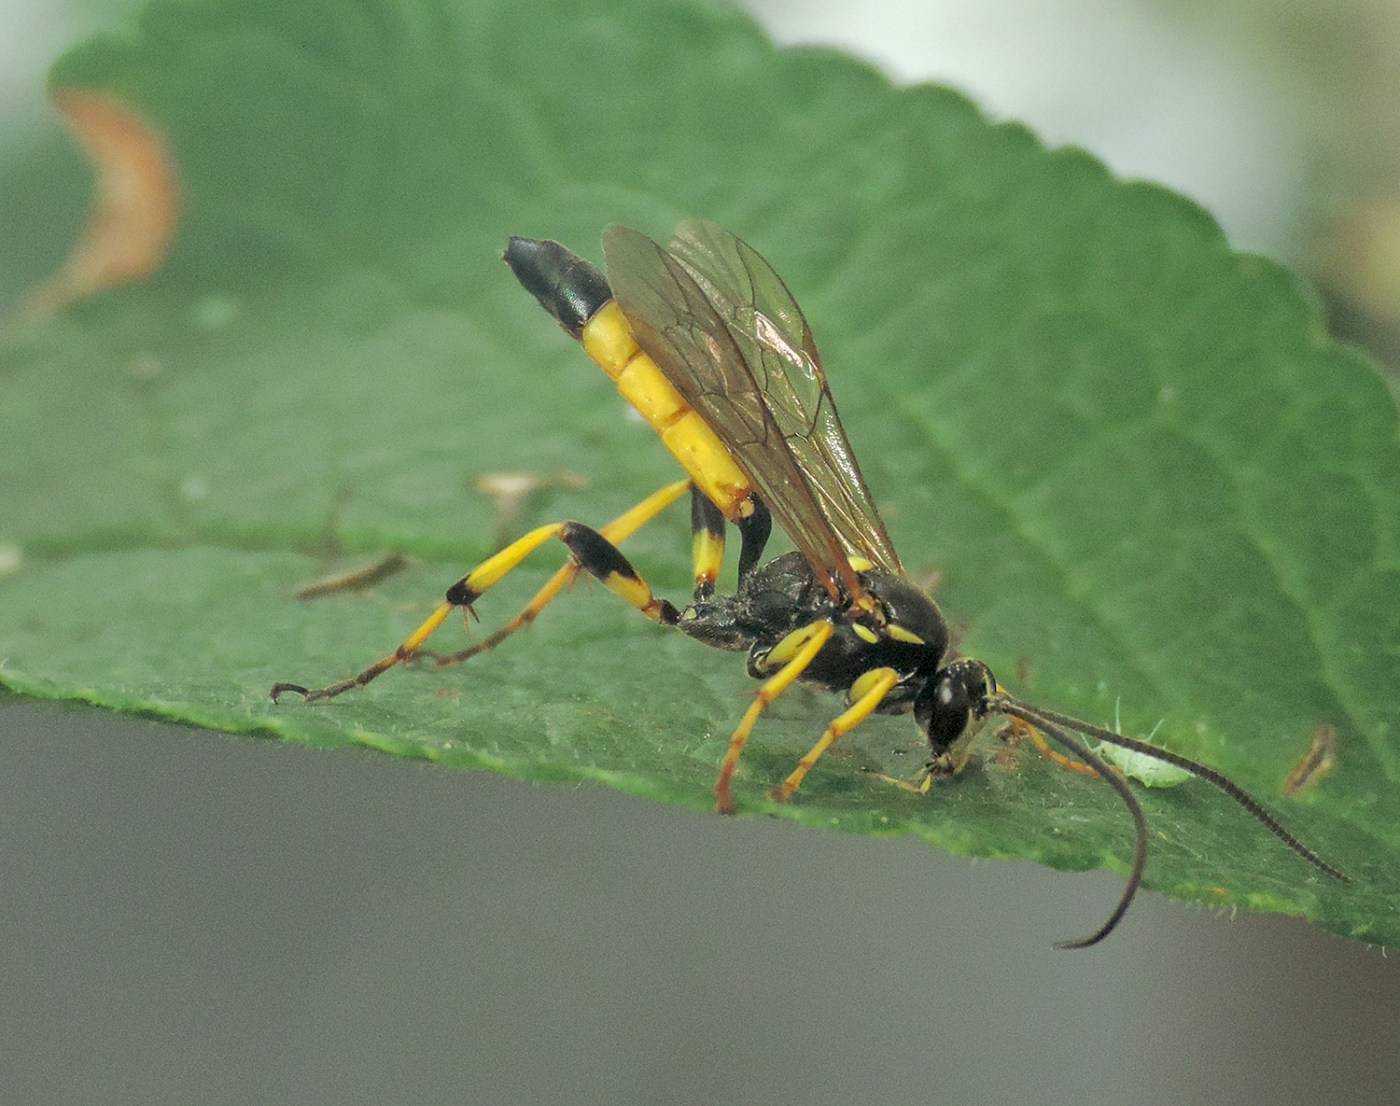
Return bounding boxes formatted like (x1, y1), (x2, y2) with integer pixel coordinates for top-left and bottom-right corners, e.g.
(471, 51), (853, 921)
(602, 224), (865, 600)
(664, 219), (902, 573)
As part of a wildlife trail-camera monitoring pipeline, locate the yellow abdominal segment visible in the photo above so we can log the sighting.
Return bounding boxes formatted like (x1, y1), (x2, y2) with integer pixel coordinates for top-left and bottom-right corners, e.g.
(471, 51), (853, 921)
(581, 301), (754, 521)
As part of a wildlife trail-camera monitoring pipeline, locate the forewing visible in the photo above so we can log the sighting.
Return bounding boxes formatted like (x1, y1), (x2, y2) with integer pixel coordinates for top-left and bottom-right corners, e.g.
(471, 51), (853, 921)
(665, 219), (902, 573)
(602, 224), (860, 597)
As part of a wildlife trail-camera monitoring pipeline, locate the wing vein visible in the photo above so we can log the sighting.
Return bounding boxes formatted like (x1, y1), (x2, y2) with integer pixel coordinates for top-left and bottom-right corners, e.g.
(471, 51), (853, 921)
(602, 220), (903, 597)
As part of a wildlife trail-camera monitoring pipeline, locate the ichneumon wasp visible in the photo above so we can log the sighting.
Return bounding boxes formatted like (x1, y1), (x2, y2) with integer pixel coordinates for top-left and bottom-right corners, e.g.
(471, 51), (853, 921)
(272, 219), (1348, 946)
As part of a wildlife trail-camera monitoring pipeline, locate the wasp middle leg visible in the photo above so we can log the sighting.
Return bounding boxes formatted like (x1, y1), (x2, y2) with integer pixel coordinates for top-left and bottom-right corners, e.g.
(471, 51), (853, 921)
(712, 619), (835, 814)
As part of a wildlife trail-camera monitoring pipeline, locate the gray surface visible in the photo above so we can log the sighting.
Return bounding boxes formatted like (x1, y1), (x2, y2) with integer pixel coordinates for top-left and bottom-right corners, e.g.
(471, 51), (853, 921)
(2, 697), (1397, 1105)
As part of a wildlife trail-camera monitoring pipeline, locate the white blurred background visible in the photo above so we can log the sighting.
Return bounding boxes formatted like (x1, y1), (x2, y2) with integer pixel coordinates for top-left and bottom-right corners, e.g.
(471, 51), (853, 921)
(745, 0), (1400, 370)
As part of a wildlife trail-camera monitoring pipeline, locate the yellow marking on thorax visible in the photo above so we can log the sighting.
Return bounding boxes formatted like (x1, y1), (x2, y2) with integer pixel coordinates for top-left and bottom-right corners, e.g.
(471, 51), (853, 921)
(581, 301), (754, 521)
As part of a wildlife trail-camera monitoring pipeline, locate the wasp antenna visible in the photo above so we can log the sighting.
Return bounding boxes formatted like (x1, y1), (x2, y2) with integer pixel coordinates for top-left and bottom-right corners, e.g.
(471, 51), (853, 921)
(998, 701), (1147, 948)
(1006, 697), (1351, 885)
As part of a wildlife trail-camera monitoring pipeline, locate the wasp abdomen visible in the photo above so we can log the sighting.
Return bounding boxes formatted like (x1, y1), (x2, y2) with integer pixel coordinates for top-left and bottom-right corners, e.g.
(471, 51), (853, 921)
(505, 234), (758, 523)
(504, 236), (613, 339)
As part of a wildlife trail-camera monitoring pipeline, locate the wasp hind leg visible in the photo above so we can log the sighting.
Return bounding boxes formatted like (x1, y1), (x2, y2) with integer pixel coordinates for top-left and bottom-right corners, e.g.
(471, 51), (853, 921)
(428, 483), (747, 669)
(270, 481), (690, 703)
(736, 495), (772, 584)
(423, 479), (691, 671)
(688, 486), (771, 598)
(690, 488), (726, 600)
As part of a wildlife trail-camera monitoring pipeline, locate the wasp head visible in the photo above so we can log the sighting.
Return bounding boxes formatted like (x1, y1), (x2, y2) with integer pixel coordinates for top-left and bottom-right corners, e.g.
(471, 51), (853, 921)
(914, 658), (997, 760)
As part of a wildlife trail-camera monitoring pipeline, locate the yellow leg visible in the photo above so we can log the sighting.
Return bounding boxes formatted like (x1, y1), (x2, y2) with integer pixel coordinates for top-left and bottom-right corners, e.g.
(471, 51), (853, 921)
(1006, 714), (1100, 778)
(714, 620), (834, 814)
(428, 479), (691, 669)
(690, 487), (726, 598)
(870, 769), (935, 796)
(771, 668), (898, 803)
(271, 479), (690, 703)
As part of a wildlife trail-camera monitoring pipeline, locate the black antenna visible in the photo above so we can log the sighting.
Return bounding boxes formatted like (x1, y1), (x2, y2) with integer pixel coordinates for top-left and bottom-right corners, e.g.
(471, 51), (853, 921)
(998, 701), (1148, 948)
(1006, 697), (1350, 884)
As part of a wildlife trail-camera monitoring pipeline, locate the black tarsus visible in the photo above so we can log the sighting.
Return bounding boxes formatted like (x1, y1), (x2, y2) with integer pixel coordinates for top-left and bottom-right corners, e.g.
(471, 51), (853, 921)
(270, 682), (309, 702)
(999, 701), (1149, 948)
(1011, 698), (1350, 884)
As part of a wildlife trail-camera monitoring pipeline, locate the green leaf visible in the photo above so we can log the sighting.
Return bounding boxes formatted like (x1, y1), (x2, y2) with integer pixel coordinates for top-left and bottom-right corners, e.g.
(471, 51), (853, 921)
(3, 0), (1397, 944)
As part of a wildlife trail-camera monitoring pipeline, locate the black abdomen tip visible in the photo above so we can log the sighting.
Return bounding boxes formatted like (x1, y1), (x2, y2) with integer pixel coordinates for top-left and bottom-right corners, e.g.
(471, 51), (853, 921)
(504, 235), (613, 338)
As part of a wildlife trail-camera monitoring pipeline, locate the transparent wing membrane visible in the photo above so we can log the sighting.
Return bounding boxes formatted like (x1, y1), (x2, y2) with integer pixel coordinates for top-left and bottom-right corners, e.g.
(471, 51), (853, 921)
(603, 221), (901, 600)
